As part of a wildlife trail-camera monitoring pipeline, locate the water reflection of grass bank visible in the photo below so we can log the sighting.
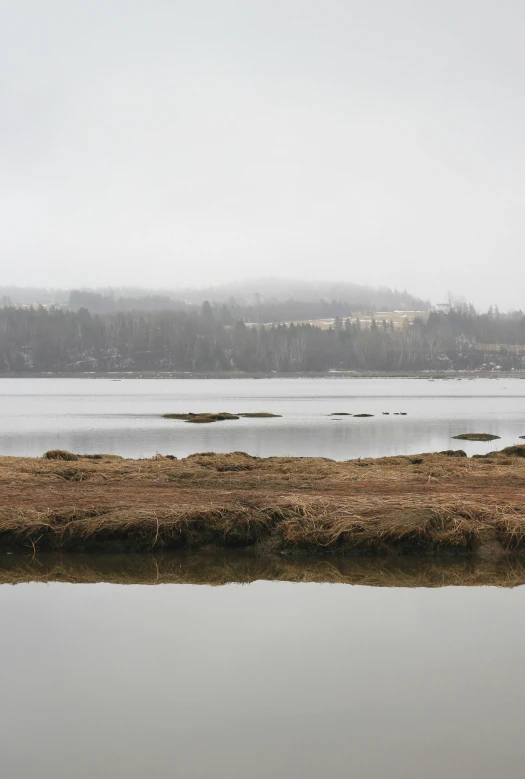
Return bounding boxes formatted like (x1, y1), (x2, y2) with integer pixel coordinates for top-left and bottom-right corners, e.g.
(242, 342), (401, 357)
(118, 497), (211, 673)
(2, 551), (525, 588)
(1, 447), (525, 556)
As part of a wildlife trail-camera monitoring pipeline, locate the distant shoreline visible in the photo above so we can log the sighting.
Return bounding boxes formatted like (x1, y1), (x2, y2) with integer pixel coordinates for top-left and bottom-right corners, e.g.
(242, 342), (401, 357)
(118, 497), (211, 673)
(1, 370), (525, 380)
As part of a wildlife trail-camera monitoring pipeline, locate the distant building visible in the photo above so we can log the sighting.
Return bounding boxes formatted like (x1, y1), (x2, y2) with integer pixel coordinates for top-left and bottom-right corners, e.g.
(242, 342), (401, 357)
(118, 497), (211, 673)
(344, 311), (429, 331)
(477, 343), (525, 355)
(244, 310), (430, 331)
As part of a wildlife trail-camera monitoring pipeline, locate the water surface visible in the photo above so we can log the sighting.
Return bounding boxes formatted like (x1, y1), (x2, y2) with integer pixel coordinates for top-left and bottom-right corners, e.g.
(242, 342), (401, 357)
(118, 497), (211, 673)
(1, 552), (524, 779)
(1, 376), (525, 459)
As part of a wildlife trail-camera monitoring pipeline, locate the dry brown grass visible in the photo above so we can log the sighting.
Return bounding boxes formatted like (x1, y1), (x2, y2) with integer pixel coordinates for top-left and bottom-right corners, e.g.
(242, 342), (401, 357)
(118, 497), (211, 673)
(1, 447), (525, 554)
(43, 449), (79, 461)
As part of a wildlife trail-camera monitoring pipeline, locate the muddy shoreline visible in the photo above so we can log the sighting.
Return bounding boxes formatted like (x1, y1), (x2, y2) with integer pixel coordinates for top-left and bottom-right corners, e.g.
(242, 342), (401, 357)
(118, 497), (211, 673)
(1, 447), (525, 555)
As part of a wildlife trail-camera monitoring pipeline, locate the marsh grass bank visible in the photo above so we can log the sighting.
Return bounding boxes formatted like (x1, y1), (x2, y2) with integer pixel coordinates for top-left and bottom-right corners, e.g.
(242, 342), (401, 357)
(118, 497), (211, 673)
(0, 445), (525, 554)
(1, 447), (525, 555)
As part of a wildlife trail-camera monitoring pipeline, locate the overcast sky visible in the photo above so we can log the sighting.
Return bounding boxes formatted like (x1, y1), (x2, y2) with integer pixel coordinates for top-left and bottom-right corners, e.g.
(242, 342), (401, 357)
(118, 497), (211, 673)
(2, 0), (525, 309)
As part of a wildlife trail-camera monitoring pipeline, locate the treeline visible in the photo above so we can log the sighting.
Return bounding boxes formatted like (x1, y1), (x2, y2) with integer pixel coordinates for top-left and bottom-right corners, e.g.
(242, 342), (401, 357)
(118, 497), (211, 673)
(1, 305), (524, 374)
(67, 289), (412, 323)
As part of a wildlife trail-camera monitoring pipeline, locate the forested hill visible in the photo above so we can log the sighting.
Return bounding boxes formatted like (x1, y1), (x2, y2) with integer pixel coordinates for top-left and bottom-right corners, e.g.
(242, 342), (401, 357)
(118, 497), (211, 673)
(1, 305), (524, 374)
(66, 291), (417, 323)
(2, 280), (429, 319)
(167, 279), (430, 311)
(66, 281), (429, 317)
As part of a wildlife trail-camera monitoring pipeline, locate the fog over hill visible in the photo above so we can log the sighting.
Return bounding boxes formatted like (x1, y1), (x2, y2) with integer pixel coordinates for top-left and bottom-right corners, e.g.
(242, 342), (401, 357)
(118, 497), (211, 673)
(1, 279), (429, 314)
(174, 279), (430, 310)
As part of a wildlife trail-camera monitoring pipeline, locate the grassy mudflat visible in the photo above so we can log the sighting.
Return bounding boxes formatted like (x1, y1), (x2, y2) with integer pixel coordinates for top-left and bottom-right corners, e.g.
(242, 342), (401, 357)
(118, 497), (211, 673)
(1, 447), (525, 555)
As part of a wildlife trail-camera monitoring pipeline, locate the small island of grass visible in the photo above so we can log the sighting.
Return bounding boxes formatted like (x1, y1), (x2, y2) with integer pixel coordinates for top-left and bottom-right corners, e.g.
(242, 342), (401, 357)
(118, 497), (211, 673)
(452, 433), (501, 441)
(162, 412), (281, 424)
(163, 412), (239, 423)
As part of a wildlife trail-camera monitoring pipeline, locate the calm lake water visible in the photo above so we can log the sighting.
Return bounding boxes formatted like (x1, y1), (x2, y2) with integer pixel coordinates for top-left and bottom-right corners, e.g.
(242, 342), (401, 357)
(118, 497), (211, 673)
(0, 376), (524, 459)
(3, 378), (525, 776)
(1, 552), (525, 779)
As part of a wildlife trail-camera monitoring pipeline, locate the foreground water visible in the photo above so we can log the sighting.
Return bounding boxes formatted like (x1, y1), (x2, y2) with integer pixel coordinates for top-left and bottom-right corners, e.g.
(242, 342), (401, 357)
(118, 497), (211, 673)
(1, 552), (525, 779)
(1, 376), (525, 459)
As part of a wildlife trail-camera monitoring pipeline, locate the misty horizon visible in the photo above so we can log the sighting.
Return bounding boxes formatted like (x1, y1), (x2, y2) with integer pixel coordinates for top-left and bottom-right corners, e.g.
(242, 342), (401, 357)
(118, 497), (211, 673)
(3, 1), (525, 309)
(1, 277), (520, 315)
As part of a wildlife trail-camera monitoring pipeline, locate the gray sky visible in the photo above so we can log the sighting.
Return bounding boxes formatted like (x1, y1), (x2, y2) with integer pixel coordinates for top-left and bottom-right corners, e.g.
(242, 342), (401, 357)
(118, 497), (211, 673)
(2, 0), (525, 309)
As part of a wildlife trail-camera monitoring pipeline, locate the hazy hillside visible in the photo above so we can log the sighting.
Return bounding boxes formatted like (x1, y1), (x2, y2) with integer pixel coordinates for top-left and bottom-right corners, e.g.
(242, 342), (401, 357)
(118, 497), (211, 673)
(0, 287), (69, 307)
(174, 278), (430, 311)
(1, 280), (430, 320)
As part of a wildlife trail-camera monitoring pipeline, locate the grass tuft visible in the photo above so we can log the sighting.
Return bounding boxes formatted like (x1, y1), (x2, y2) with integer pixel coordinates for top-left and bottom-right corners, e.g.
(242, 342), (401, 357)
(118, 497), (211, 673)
(43, 450), (79, 461)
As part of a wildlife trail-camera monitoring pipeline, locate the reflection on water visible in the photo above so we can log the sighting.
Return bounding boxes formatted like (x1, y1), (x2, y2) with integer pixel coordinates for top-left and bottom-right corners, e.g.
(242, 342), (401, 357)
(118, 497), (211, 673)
(1, 376), (525, 459)
(2, 550), (525, 588)
(1, 551), (525, 779)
